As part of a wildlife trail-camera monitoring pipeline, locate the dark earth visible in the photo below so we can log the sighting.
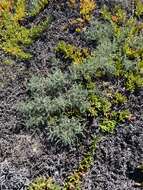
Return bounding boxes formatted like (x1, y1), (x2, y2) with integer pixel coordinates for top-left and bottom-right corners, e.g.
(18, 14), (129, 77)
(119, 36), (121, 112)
(0, 0), (143, 189)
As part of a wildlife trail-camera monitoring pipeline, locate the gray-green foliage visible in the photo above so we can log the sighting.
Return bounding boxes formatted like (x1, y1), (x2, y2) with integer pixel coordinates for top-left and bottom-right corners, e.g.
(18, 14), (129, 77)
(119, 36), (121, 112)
(48, 115), (84, 145)
(84, 20), (113, 42)
(18, 69), (90, 145)
(84, 20), (120, 76)
(84, 17), (143, 90)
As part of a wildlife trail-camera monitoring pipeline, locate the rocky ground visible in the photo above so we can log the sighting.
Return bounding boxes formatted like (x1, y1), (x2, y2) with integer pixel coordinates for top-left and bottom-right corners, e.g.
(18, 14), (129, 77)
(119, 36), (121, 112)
(0, 1), (143, 189)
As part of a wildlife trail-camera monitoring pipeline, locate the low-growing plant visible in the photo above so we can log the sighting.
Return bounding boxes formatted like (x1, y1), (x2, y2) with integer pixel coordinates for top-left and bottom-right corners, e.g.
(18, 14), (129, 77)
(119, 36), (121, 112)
(84, 2), (143, 91)
(135, 0), (143, 17)
(88, 93), (112, 117)
(48, 115), (84, 145)
(113, 92), (127, 104)
(68, 0), (96, 22)
(67, 0), (96, 32)
(0, 0), (50, 60)
(0, 0), (13, 15)
(99, 119), (116, 133)
(118, 110), (130, 122)
(80, 0), (96, 22)
(64, 136), (99, 190)
(28, 177), (62, 190)
(56, 41), (89, 64)
(125, 72), (143, 91)
(29, 0), (49, 16)
(17, 69), (90, 145)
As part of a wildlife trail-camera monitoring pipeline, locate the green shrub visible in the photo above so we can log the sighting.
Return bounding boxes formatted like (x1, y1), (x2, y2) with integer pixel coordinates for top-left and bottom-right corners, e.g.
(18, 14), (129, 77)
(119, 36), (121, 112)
(88, 94), (112, 117)
(18, 69), (90, 145)
(56, 41), (89, 64)
(84, 3), (143, 91)
(113, 109), (130, 122)
(135, 0), (143, 17)
(113, 92), (127, 104)
(28, 177), (62, 190)
(48, 115), (84, 145)
(100, 119), (116, 133)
